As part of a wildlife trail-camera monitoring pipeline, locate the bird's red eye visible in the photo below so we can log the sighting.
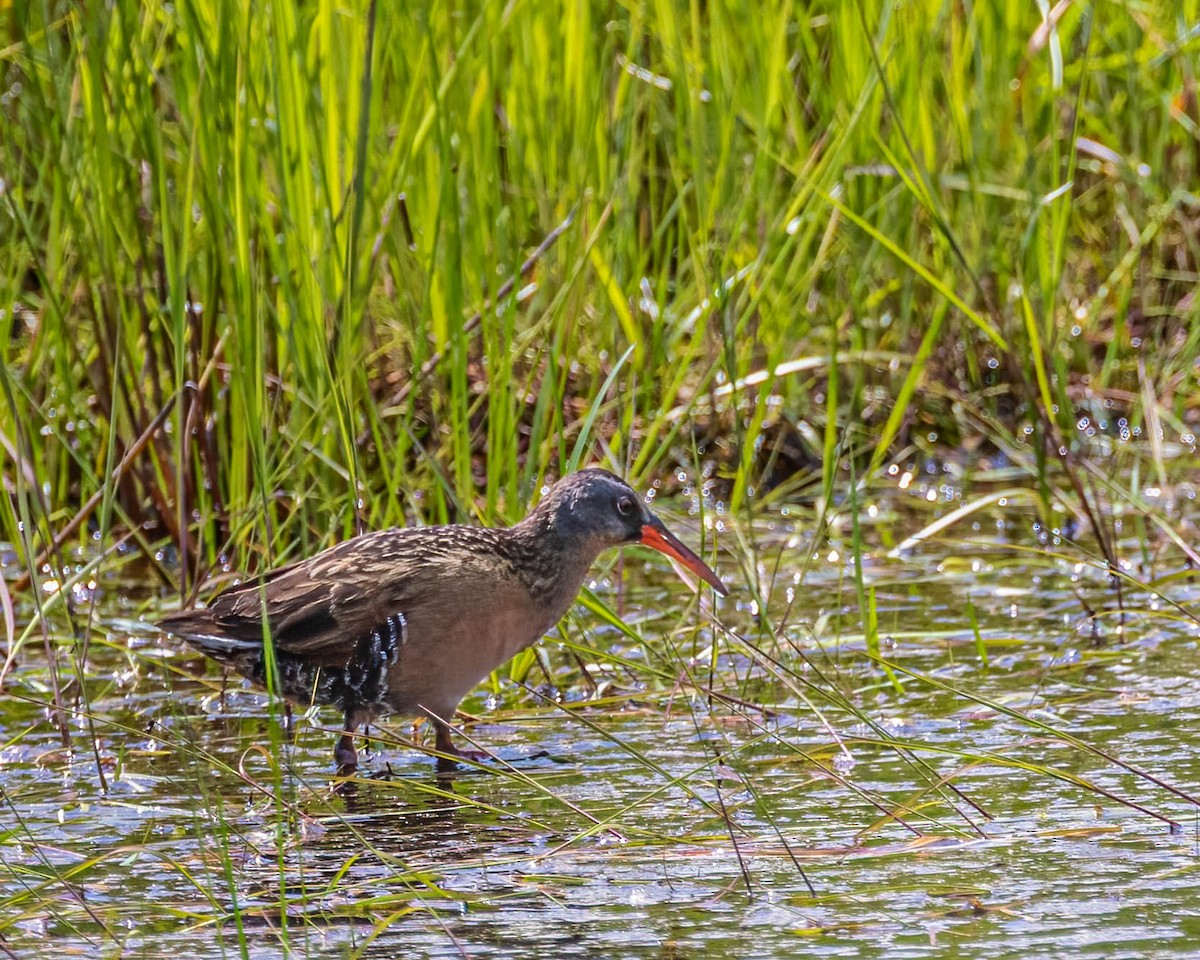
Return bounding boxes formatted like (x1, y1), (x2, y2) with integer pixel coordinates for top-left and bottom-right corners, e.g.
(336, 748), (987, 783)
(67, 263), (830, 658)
(616, 497), (634, 516)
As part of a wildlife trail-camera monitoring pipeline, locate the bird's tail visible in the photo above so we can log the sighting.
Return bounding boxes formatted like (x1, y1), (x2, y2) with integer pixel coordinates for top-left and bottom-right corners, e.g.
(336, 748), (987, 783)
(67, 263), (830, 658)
(160, 608), (348, 710)
(158, 608), (262, 664)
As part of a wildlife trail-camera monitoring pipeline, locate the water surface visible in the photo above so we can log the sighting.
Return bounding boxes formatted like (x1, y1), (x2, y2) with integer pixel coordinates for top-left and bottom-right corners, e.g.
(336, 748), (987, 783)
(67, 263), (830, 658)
(3, 485), (1199, 958)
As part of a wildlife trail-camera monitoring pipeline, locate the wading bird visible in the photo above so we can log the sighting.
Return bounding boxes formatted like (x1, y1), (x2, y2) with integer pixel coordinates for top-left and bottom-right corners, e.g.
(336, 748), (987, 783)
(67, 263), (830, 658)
(160, 469), (727, 773)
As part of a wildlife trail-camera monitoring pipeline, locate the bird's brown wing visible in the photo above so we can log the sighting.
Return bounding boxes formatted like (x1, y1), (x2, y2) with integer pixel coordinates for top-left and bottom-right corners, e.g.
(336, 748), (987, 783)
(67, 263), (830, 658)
(163, 527), (508, 664)
(195, 531), (414, 660)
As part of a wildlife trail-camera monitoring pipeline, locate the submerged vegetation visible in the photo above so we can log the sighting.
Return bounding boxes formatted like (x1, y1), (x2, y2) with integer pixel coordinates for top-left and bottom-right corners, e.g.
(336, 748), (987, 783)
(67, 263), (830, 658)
(2, 0), (1200, 956)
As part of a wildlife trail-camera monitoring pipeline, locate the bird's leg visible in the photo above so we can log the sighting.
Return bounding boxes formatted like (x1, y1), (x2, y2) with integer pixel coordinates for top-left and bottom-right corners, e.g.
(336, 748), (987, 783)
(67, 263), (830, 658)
(335, 734), (358, 774)
(335, 711), (359, 775)
(433, 717), (490, 771)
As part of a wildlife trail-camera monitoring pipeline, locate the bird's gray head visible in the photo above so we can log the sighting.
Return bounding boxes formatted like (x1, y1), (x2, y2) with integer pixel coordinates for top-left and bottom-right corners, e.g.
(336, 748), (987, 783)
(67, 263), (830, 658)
(521, 468), (728, 595)
(531, 468), (648, 549)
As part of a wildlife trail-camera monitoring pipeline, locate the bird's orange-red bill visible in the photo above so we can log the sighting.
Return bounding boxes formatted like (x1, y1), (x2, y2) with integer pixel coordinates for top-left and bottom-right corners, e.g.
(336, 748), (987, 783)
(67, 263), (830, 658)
(640, 520), (729, 596)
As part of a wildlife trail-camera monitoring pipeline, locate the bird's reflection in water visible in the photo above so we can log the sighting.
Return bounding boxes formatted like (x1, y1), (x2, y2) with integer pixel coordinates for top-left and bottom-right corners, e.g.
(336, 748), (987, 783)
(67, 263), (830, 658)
(310, 789), (541, 881)
(314, 738), (564, 866)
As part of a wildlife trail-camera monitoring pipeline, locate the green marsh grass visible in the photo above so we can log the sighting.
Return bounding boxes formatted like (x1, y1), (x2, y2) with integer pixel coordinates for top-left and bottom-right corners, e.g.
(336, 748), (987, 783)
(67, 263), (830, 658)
(3, 0), (1200, 955)
(3, 0), (1196, 574)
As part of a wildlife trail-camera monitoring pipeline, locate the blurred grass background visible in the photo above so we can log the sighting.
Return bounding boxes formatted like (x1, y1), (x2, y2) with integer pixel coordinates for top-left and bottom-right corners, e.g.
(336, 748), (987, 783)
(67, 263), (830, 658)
(1, 0), (1198, 591)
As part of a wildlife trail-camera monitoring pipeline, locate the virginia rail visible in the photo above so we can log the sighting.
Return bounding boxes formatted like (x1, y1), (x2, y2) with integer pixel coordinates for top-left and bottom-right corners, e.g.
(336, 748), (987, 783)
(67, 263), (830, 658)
(160, 469), (727, 773)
